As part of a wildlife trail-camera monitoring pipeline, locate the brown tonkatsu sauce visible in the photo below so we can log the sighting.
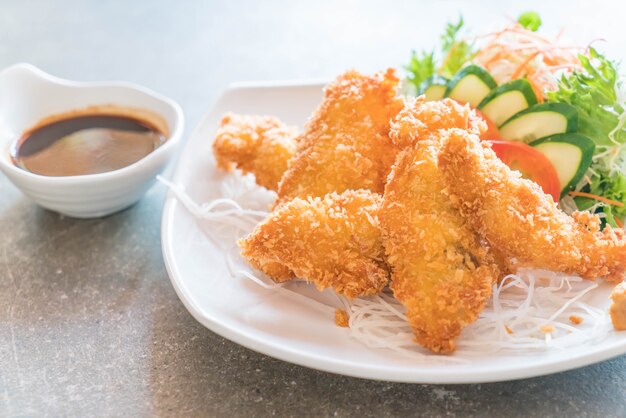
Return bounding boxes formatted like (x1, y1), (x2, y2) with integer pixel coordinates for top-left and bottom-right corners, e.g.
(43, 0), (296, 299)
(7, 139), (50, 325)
(12, 113), (166, 177)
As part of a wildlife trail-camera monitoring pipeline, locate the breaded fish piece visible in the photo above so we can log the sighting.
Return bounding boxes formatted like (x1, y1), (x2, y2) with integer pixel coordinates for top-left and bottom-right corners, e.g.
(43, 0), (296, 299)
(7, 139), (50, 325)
(610, 282), (626, 331)
(379, 137), (499, 354)
(389, 97), (486, 148)
(389, 98), (515, 277)
(213, 113), (298, 191)
(239, 190), (389, 298)
(275, 69), (403, 205)
(438, 129), (626, 282)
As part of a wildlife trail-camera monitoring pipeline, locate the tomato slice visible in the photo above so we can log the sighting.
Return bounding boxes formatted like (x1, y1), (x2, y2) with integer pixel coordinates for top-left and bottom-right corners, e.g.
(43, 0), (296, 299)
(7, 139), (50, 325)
(487, 140), (561, 202)
(474, 108), (501, 140)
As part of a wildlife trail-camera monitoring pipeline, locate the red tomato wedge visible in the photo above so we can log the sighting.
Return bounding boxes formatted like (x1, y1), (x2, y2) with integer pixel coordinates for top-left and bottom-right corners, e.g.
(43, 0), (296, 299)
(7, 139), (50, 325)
(474, 108), (501, 140)
(487, 140), (561, 202)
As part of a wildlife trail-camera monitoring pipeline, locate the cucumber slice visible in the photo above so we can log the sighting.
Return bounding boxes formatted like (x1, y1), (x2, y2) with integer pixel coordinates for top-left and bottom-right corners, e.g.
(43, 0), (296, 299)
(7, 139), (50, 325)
(444, 65), (497, 107)
(499, 103), (578, 143)
(419, 75), (448, 101)
(477, 79), (538, 127)
(530, 133), (595, 197)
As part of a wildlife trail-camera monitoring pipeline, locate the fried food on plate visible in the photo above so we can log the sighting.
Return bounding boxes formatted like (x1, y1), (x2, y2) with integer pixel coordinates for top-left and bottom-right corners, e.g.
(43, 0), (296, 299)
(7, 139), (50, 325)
(610, 282), (626, 331)
(213, 113), (298, 191)
(389, 97), (486, 148)
(379, 133), (500, 353)
(239, 190), (389, 298)
(438, 129), (626, 282)
(275, 69), (403, 205)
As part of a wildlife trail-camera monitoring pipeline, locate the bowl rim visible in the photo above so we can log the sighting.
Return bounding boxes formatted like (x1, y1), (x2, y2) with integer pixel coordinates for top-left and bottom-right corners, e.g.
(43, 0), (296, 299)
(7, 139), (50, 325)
(0, 63), (184, 185)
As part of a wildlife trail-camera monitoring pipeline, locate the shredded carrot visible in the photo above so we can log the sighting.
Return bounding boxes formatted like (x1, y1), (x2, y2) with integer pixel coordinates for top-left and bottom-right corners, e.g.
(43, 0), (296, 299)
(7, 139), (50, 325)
(472, 22), (582, 91)
(543, 53), (563, 67)
(472, 27), (511, 41)
(568, 191), (625, 207)
(512, 51), (542, 79)
(511, 46), (573, 79)
(505, 325), (513, 334)
(547, 64), (584, 71)
(511, 45), (582, 52)
(483, 54), (520, 70)
(616, 217), (624, 228)
(459, 22), (587, 109)
(510, 26), (554, 43)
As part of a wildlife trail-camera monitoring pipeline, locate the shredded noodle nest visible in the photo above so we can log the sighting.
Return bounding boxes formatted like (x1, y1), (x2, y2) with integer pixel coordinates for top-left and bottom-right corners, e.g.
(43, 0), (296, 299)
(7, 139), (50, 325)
(160, 172), (613, 363)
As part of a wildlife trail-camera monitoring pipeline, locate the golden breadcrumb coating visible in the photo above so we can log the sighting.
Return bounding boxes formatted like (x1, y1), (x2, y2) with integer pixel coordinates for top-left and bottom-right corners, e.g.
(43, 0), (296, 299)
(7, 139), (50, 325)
(389, 97), (486, 148)
(610, 282), (626, 331)
(379, 137), (499, 354)
(239, 190), (389, 298)
(213, 113), (298, 191)
(438, 129), (626, 282)
(335, 309), (350, 328)
(388, 98), (511, 275)
(275, 69), (403, 205)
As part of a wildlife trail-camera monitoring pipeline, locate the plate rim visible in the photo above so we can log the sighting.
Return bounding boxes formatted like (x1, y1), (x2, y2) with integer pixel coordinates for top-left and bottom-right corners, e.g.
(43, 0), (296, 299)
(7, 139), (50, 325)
(160, 81), (626, 384)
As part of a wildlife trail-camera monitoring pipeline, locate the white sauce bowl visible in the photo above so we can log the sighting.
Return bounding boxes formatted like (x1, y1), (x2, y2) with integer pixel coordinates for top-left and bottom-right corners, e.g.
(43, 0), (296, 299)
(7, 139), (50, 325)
(0, 63), (184, 218)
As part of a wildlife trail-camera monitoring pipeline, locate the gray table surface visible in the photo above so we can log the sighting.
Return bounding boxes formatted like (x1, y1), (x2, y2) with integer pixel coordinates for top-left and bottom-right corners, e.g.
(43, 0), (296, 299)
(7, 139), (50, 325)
(1, 1), (625, 416)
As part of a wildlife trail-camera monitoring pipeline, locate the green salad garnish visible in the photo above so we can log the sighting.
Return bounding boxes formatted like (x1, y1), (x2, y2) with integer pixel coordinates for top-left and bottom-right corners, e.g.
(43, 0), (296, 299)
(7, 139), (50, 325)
(439, 17), (475, 78)
(518, 11), (542, 32)
(404, 13), (625, 225)
(406, 17), (475, 92)
(547, 48), (626, 223)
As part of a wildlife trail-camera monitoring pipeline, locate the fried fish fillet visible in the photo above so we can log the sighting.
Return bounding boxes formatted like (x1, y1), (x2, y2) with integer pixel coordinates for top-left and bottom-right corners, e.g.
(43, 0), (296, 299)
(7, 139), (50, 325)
(379, 136), (500, 354)
(389, 97), (486, 148)
(213, 113), (298, 191)
(438, 129), (626, 282)
(275, 69), (403, 205)
(610, 282), (626, 331)
(389, 96), (514, 276)
(239, 190), (389, 298)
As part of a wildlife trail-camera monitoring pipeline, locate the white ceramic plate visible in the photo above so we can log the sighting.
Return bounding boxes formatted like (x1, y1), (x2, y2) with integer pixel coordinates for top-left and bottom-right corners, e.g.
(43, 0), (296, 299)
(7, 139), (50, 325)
(161, 81), (626, 384)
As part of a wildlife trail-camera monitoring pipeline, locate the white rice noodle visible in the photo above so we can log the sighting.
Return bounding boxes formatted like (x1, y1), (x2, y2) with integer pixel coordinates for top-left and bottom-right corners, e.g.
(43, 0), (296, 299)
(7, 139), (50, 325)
(161, 173), (613, 362)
